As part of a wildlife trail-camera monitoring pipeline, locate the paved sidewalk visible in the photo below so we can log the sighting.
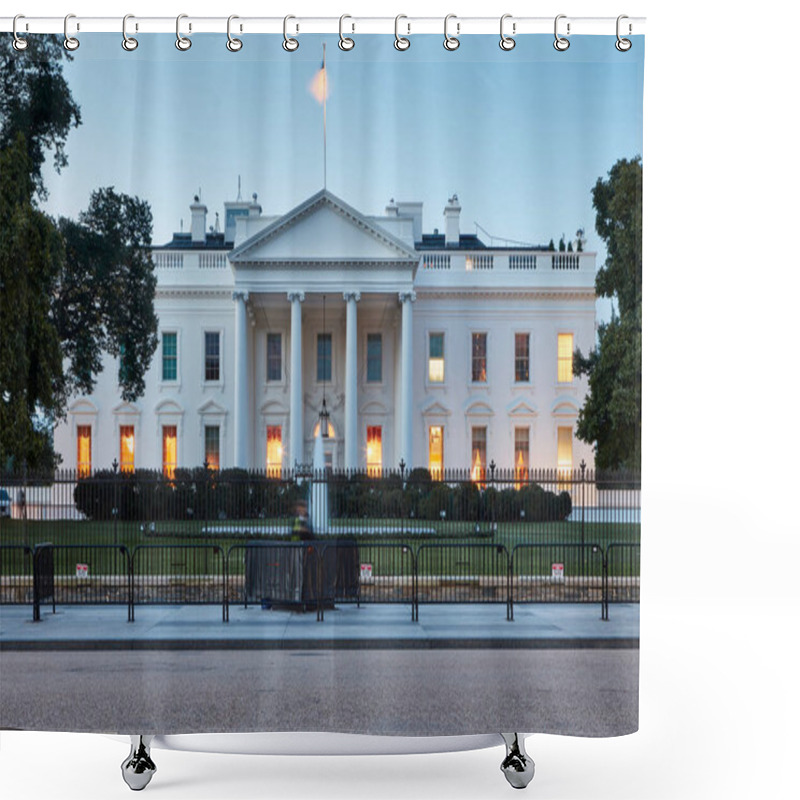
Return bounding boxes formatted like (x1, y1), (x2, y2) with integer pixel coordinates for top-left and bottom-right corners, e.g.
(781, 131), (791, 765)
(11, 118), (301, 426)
(0, 602), (638, 650)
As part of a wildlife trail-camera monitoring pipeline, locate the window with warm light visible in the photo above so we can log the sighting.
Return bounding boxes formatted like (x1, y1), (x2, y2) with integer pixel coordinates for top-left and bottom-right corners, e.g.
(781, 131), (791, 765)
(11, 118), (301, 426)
(266, 426), (282, 476)
(471, 426), (487, 486)
(366, 426), (382, 476)
(77, 426), (91, 477)
(204, 332), (220, 382)
(515, 333), (530, 383)
(366, 334), (382, 383)
(119, 426), (135, 473)
(514, 427), (529, 488)
(204, 426), (220, 470)
(472, 333), (487, 383)
(557, 426), (573, 478)
(267, 333), (282, 381)
(317, 333), (332, 382)
(162, 425), (177, 478)
(162, 332), (177, 381)
(428, 333), (444, 383)
(558, 333), (574, 383)
(428, 425), (444, 478)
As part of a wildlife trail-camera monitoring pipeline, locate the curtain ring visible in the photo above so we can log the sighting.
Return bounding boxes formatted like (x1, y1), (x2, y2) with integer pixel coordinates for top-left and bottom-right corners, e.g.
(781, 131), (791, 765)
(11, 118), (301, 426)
(64, 14), (80, 51)
(12, 15), (28, 52)
(616, 15), (632, 51)
(227, 15), (243, 51)
(444, 14), (460, 51)
(122, 15), (138, 51)
(499, 14), (516, 51)
(176, 14), (192, 51)
(554, 14), (570, 51)
(283, 15), (299, 51)
(394, 15), (410, 51)
(339, 15), (355, 51)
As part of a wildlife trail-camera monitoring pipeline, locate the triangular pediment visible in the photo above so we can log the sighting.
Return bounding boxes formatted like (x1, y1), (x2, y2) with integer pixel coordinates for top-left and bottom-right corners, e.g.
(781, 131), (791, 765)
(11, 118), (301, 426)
(229, 190), (418, 266)
(198, 399), (227, 416)
(508, 400), (538, 417)
(421, 400), (451, 417)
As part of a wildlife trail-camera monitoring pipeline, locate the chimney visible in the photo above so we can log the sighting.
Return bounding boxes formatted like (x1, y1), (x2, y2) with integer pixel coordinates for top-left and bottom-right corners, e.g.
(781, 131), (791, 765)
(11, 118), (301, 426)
(190, 195), (207, 243)
(444, 194), (461, 246)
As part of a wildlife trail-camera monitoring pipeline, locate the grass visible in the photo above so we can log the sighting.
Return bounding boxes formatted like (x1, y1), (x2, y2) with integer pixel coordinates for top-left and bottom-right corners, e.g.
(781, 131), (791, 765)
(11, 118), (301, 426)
(0, 517), (640, 578)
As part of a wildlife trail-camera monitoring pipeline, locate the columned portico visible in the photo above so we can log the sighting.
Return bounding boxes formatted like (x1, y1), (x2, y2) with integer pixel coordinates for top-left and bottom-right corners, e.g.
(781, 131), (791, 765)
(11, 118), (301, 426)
(343, 291), (361, 471)
(233, 290), (250, 468)
(399, 291), (416, 469)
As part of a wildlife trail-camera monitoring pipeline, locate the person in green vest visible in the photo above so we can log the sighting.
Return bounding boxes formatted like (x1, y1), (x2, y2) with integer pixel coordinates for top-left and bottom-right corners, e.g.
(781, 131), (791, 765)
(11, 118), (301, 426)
(291, 499), (313, 541)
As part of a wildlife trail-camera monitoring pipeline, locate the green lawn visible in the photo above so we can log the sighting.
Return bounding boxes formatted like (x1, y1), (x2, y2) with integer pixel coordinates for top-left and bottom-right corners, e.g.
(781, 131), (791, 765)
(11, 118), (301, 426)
(0, 517), (640, 578)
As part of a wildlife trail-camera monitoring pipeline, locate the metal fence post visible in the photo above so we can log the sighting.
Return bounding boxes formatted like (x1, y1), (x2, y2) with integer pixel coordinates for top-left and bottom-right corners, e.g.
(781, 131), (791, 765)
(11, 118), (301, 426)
(112, 458), (120, 546)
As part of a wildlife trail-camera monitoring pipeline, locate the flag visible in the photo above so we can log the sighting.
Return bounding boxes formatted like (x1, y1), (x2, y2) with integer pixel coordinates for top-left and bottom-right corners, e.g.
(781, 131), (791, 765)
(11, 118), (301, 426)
(308, 46), (328, 104)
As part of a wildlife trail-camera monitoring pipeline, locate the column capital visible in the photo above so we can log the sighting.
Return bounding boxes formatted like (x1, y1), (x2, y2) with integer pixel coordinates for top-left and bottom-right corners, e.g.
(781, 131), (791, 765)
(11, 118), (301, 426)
(343, 291), (361, 303)
(398, 290), (417, 304)
(287, 291), (306, 303)
(232, 290), (250, 303)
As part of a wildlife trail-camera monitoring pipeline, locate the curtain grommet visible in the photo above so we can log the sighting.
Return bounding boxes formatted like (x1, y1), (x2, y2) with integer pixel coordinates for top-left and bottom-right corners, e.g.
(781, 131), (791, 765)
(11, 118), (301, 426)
(64, 14), (80, 51)
(283, 15), (299, 51)
(394, 15), (410, 51)
(176, 14), (192, 51)
(339, 15), (355, 51)
(226, 15), (243, 52)
(554, 14), (570, 51)
(499, 14), (516, 51)
(12, 15), (28, 51)
(444, 14), (460, 51)
(615, 15), (632, 51)
(122, 15), (138, 51)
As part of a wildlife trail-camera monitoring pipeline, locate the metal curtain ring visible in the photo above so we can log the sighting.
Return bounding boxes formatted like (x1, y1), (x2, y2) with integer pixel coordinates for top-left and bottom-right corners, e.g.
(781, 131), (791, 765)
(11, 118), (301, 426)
(616, 15), (632, 51)
(339, 15), (354, 51)
(227, 15), (243, 51)
(499, 14), (515, 51)
(64, 14), (80, 51)
(122, 15), (138, 51)
(12, 14), (28, 51)
(444, 14), (460, 51)
(554, 14), (570, 51)
(394, 15), (410, 50)
(176, 14), (191, 51)
(283, 15), (299, 51)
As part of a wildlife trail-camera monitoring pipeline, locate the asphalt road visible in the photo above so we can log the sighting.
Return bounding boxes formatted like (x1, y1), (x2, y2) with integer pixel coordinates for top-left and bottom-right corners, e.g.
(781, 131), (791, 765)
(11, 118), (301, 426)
(0, 649), (637, 736)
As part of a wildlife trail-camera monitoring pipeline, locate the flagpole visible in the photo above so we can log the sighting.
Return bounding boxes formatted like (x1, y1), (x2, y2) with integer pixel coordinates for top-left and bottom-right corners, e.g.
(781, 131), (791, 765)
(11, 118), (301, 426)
(323, 42), (327, 191)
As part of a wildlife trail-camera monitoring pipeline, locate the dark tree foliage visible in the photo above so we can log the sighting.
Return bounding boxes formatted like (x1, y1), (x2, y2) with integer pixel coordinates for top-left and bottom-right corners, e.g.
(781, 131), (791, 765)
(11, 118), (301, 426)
(0, 136), (66, 471)
(0, 44), (157, 471)
(574, 157), (642, 472)
(58, 189), (158, 402)
(0, 35), (81, 200)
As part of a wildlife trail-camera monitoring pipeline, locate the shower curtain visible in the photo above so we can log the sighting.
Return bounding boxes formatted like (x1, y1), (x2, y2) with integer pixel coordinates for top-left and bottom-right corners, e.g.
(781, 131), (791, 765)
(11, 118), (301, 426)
(0, 23), (643, 754)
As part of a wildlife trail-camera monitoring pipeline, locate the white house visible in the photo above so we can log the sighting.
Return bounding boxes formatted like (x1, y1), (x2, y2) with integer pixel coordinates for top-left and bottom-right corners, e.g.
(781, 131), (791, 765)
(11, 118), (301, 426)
(54, 188), (596, 478)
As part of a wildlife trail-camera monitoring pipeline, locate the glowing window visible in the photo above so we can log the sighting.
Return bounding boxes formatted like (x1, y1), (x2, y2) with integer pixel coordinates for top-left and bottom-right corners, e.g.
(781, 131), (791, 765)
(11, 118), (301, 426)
(428, 425), (444, 479)
(557, 426), (573, 478)
(162, 332), (177, 381)
(366, 426), (382, 477)
(558, 333), (574, 383)
(428, 333), (444, 383)
(77, 426), (91, 478)
(471, 333), (487, 383)
(514, 333), (530, 383)
(266, 426), (282, 477)
(162, 425), (177, 478)
(514, 427), (529, 488)
(471, 426), (487, 486)
(204, 426), (220, 470)
(119, 426), (135, 473)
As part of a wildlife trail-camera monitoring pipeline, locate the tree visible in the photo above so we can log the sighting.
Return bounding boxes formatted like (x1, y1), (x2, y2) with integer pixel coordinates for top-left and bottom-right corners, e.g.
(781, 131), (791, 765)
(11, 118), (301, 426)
(0, 35), (81, 200)
(0, 41), (157, 471)
(574, 157), (642, 472)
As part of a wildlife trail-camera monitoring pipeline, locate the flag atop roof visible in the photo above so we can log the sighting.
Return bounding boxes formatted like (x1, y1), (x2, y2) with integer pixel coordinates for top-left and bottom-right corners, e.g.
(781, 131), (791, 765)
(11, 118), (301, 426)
(309, 43), (329, 104)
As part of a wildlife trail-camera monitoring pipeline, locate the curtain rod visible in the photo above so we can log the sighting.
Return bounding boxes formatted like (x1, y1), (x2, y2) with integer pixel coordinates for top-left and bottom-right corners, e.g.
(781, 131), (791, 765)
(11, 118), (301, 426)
(1, 16), (646, 37)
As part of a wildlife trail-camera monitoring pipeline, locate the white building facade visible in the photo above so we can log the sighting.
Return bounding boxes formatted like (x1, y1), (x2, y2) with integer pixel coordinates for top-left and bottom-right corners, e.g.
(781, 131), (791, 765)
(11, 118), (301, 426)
(54, 189), (597, 477)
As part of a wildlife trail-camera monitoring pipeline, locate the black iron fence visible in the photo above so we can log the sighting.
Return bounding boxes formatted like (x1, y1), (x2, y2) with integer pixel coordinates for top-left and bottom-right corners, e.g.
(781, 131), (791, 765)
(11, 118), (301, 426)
(0, 463), (639, 546)
(1, 465), (639, 622)
(7, 539), (639, 624)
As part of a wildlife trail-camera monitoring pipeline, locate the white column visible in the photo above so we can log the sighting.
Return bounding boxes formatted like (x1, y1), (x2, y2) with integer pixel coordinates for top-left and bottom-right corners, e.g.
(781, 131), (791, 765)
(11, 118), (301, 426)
(288, 291), (305, 471)
(343, 291), (361, 471)
(399, 291), (416, 470)
(233, 291), (250, 468)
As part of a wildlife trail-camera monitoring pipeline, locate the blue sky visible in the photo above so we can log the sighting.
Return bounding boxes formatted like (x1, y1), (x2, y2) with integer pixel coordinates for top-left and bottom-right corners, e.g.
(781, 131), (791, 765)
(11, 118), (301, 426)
(42, 33), (643, 281)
